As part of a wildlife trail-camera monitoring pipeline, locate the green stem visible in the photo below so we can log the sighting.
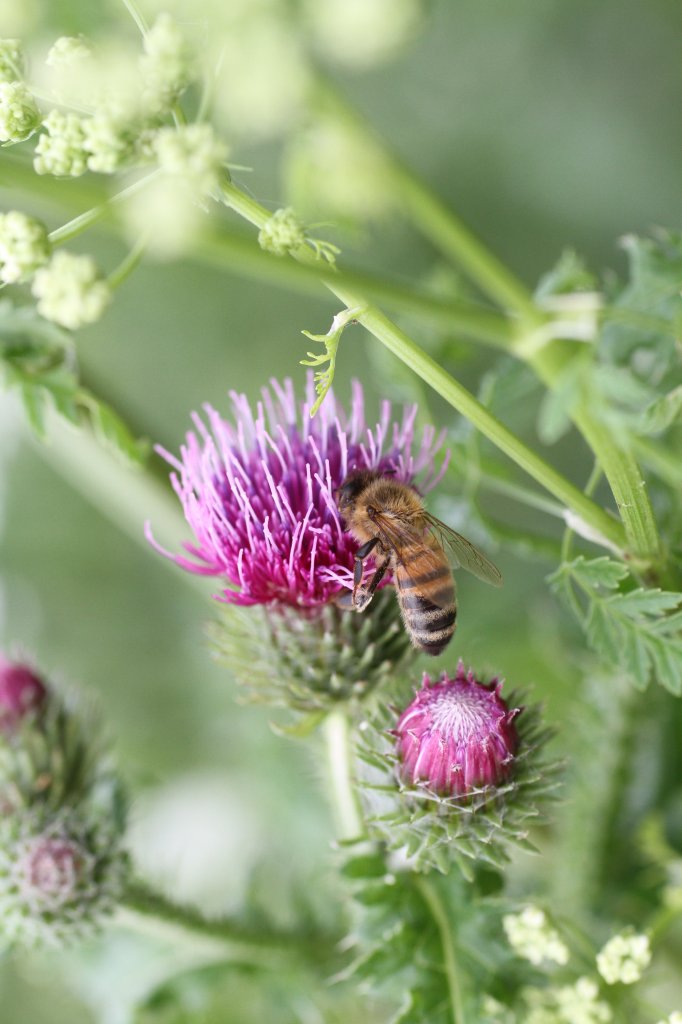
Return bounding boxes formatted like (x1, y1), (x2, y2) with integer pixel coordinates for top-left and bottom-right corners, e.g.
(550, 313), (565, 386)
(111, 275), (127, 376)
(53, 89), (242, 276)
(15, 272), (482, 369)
(322, 709), (364, 841)
(217, 179), (624, 551)
(312, 81), (661, 564)
(48, 172), (160, 246)
(196, 227), (513, 347)
(120, 0), (149, 35)
(107, 235), (147, 290)
(120, 884), (331, 969)
(415, 876), (465, 1024)
(313, 79), (538, 323)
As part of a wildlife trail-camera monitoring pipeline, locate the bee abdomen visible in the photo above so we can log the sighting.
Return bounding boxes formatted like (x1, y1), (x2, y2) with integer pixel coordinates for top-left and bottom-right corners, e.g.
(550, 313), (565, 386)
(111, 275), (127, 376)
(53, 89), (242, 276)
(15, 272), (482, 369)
(398, 592), (457, 656)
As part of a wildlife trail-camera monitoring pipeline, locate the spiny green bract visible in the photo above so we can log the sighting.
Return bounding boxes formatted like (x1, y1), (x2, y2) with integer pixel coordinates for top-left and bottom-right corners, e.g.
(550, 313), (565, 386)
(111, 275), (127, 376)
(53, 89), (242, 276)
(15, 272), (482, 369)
(356, 694), (560, 877)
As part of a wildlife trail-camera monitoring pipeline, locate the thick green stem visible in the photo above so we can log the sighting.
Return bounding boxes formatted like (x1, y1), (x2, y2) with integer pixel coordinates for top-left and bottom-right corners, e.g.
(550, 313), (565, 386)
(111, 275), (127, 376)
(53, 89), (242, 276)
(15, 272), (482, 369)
(415, 876), (465, 1024)
(322, 709), (364, 841)
(119, 884), (331, 969)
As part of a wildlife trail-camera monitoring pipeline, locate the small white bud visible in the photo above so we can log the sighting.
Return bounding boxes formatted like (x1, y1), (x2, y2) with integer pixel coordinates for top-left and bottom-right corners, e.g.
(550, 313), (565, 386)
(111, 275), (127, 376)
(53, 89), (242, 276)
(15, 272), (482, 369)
(32, 251), (111, 330)
(154, 123), (228, 195)
(305, 0), (422, 69)
(258, 207), (306, 257)
(83, 113), (132, 174)
(46, 35), (92, 68)
(0, 80), (40, 142)
(0, 38), (24, 82)
(33, 109), (88, 177)
(503, 906), (570, 967)
(140, 13), (193, 114)
(596, 930), (651, 985)
(0, 211), (50, 284)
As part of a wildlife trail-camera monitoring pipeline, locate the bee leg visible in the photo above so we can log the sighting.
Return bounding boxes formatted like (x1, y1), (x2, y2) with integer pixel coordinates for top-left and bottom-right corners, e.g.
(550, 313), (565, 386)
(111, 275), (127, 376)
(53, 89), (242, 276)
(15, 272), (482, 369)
(353, 537), (380, 606)
(355, 557), (389, 612)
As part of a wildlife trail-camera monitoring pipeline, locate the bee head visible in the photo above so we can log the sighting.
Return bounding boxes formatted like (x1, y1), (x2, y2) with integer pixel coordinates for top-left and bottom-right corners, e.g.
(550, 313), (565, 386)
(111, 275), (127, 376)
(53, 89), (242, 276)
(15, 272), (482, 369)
(335, 469), (380, 517)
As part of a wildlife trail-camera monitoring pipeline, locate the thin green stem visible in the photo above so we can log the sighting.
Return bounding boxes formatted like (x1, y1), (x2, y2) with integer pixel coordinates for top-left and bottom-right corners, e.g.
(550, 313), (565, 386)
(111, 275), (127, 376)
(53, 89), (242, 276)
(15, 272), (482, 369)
(107, 235), (147, 290)
(120, 0), (149, 35)
(48, 172), (160, 246)
(216, 178), (624, 550)
(196, 227), (513, 347)
(415, 876), (465, 1024)
(313, 79), (538, 323)
(322, 709), (364, 841)
(311, 80), (661, 565)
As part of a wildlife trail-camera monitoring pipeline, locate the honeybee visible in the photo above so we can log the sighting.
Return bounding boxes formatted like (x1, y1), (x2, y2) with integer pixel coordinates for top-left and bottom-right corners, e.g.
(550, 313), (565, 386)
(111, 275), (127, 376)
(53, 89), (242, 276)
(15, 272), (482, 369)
(337, 469), (502, 656)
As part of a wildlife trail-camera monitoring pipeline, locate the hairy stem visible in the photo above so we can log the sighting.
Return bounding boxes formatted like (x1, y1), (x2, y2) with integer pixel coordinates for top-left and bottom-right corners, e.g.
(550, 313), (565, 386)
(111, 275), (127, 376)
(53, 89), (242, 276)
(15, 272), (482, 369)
(120, 884), (332, 969)
(323, 709), (365, 841)
(415, 876), (466, 1024)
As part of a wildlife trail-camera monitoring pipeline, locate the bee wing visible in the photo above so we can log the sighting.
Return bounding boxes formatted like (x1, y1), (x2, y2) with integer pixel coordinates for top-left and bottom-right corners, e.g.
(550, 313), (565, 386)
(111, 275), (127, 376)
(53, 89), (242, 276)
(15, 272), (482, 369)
(424, 512), (503, 587)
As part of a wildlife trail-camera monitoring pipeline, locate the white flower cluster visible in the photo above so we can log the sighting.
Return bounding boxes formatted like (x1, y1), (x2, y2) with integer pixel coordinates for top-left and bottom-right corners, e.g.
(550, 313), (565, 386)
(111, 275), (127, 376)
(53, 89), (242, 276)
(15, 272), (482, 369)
(46, 35), (92, 68)
(524, 978), (612, 1024)
(0, 211), (50, 284)
(596, 930), (651, 985)
(154, 123), (228, 194)
(33, 109), (88, 176)
(32, 251), (111, 330)
(503, 906), (570, 967)
(140, 12), (193, 113)
(0, 79), (40, 142)
(655, 1013), (682, 1024)
(0, 37), (23, 80)
(258, 207), (306, 257)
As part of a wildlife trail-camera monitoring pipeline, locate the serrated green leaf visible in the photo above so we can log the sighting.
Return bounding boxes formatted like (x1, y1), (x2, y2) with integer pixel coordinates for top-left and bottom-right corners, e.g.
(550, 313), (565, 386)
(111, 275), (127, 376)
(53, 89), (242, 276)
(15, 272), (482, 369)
(534, 249), (598, 300)
(569, 556), (629, 590)
(341, 855), (387, 880)
(18, 381), (47, 436)
(606, 589), (682, 617)
(648, 636), (682, 695)
(635, 384), (682, 435)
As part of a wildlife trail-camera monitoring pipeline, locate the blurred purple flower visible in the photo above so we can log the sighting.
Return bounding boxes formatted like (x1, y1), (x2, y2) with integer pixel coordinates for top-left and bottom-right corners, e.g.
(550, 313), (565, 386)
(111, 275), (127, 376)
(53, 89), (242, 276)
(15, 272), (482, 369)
(18, 834), (88, 913)
(0, 654), (47, 734)
(393, 661), (521, 797)
(147, 377), (448, 608)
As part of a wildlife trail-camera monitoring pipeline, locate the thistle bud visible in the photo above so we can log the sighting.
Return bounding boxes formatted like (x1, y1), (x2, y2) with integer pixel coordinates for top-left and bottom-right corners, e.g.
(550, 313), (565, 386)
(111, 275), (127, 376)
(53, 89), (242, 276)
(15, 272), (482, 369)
(358, 662), (559, 875)
(0, 654), (47, 733)
(393, 665), (520, 796)
(0, 810), (127, 947)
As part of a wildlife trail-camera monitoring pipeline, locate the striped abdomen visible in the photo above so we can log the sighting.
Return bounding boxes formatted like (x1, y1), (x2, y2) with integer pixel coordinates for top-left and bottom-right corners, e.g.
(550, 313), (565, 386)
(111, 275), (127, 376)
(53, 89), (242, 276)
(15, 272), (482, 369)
(394, 542), (457, 656)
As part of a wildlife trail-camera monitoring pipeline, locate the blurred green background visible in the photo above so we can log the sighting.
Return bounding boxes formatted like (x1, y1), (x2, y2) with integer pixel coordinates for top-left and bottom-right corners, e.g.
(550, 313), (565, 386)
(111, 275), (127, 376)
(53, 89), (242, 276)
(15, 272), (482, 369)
(2, 0), (682, 1020)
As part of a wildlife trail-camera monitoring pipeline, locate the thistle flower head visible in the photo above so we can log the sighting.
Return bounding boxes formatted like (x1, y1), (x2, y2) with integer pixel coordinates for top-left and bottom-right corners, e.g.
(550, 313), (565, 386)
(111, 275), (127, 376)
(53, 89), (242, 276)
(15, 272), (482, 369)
(0, 80), (40, 142)
(148, 376), (447, 609)
(0, 810), (127, 948)
(32, 251), (111, 329)
(33, 109), (88, 177)
(393, 664), (520, 796)
(0, 38), (24, 81)
(596, 930), (651, 985)
(358, 662), (559, 875)
(0, 654), (47, 733)
(0, 210), (50, 284)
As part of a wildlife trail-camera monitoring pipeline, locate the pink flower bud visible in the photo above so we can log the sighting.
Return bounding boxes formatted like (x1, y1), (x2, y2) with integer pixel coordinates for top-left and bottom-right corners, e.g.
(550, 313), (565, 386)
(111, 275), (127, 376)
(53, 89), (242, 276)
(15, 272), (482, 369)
(19, 836), (86, 911)
(393, 662), (521, 797)
(0, 655), (48, 733)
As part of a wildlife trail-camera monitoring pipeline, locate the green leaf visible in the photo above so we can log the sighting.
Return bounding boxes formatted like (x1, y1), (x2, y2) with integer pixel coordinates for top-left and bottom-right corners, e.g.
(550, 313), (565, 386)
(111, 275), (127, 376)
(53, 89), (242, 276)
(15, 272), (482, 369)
(548, 557), (682, 693)
(635, 384), (682, 435)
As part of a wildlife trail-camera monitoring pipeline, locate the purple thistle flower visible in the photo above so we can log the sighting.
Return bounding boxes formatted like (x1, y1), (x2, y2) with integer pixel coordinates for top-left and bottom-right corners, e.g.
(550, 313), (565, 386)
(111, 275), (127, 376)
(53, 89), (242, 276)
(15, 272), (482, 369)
(18, 834), (89, 913)
(393, 661), (521, 797)
(0, 654), (48, 734)
(147, 376), (448, 608)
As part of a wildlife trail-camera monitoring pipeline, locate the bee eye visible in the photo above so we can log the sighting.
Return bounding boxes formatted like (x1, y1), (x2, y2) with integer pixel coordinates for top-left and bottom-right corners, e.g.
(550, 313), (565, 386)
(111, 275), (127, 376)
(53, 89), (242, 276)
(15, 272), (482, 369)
(367, 505), (377, 519)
